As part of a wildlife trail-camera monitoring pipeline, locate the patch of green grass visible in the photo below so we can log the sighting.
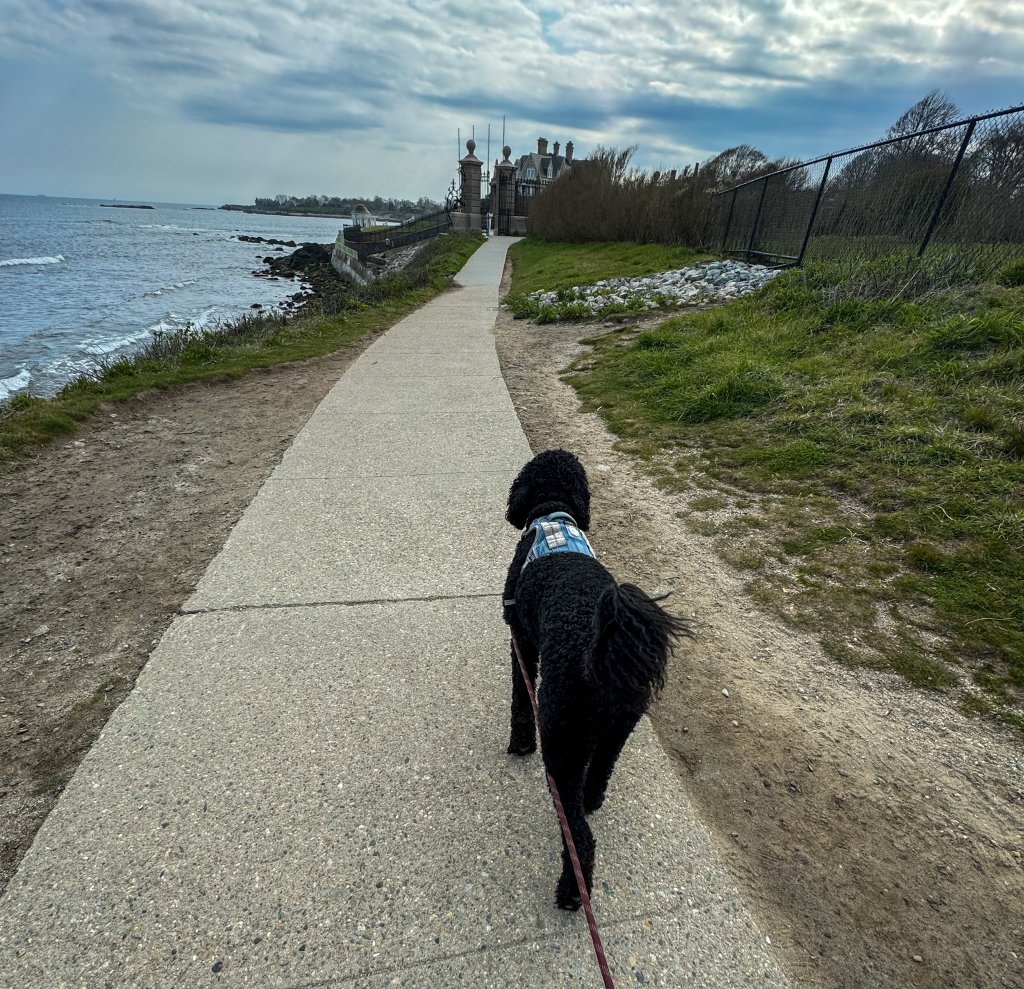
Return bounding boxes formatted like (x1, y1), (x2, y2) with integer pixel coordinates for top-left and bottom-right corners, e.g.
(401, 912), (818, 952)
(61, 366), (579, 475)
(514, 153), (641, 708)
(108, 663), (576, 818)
(504, 237), (713, 323)
(0, 232), (484, 464)
(689, 494), (728, 512)
(554, 248), (1024, 728)
(737, 439), (830, 480)
(1003, 423), (1024, 460)
(997, 259), (1024, 288)
(507, 238), (709, 298)
(962, 405), (1000, 431)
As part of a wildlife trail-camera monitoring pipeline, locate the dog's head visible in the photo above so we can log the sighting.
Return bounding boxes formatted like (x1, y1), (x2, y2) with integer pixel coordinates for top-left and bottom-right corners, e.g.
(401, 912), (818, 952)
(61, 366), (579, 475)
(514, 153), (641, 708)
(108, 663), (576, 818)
(506, 449), (591, 531)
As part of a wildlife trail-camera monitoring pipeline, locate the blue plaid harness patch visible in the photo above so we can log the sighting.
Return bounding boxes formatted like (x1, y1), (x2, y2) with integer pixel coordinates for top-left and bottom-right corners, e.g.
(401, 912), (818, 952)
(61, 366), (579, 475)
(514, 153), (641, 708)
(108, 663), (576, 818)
(503, 512), (596, 610)
(523, 512), (595, 570)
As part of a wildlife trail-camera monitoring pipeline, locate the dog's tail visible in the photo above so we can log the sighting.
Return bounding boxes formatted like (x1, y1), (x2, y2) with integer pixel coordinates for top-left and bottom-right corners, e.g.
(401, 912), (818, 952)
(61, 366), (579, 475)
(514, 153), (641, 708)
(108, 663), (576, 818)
(589, 584), (693, 703)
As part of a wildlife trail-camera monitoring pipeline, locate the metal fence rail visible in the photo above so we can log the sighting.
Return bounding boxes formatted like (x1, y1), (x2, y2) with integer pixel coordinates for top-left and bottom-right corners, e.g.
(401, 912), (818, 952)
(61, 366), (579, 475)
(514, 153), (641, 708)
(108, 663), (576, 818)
(515, 178), (544, 216)
(342, 208), (453, 260)
(707, 104), (1024, 278)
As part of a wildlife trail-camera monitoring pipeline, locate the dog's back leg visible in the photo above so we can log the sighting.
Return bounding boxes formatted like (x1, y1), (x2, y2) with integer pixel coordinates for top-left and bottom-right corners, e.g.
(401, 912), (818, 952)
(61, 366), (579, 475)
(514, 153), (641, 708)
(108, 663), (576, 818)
(507, 635), (538, 755)
(582, 713), (641, 814)
(542, 730), (596, 911)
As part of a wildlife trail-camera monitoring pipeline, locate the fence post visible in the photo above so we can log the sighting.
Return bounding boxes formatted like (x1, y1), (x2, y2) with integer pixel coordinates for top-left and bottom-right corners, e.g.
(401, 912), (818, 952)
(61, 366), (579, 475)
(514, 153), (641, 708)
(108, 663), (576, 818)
(797, 156), (833, 266)
(720, 186), (738, 251)
(918, 119), (976, 257)
(746, 176), (769, 260)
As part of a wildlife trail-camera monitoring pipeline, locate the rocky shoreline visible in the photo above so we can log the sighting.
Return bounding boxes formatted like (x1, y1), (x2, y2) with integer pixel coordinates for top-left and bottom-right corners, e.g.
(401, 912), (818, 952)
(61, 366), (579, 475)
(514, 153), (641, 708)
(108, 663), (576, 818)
(250, 239), (432, 316)
(251, 241), (361, 316)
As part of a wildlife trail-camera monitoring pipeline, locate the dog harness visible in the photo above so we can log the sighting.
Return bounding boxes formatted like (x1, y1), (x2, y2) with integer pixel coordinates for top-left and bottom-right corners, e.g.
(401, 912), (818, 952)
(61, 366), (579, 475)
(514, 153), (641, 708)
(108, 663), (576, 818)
(522, 512), (596, 570)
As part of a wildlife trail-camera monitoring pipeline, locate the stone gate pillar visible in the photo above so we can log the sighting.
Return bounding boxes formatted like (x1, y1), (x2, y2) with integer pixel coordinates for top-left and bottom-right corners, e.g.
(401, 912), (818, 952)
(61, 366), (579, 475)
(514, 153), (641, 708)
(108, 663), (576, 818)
(458, 139), (482, 229)
(494, 146), (516, 236)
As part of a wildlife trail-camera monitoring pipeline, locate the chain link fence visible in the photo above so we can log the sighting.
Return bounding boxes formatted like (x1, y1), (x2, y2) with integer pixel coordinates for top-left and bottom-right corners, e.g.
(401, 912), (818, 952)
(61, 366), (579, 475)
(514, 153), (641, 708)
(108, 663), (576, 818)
(707, 105), (1024, 280)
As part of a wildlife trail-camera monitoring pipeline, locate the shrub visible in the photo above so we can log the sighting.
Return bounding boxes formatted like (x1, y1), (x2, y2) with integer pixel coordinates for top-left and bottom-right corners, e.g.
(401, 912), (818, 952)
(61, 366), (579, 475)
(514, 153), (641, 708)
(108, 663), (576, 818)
(528, 145), (789, 247)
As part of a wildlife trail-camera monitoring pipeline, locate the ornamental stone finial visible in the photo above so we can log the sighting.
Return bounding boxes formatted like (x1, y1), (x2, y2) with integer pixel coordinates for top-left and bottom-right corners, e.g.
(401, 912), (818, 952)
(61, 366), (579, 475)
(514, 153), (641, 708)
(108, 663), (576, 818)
(502, 145), (511, 161)
(466, 139), (476, 155)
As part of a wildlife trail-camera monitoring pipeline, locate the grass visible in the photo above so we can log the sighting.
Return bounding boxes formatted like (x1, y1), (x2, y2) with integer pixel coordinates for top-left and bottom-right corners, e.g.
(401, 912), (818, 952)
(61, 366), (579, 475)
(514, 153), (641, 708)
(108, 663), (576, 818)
(505, 239), (711, 323)
(0, 232), (484, 464)
(508, 239), (710, 297)
(512, 242), (1024, 731)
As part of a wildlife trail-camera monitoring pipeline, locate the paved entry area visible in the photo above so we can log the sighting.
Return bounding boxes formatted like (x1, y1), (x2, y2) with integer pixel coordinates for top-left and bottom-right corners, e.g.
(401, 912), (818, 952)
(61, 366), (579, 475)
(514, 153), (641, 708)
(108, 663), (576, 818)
(0, 238), (790, 987)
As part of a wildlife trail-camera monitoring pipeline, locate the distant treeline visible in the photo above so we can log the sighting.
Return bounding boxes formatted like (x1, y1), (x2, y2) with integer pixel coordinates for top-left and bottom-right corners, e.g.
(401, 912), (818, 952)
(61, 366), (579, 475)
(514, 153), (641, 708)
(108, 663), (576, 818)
(220, 194), (443, 219)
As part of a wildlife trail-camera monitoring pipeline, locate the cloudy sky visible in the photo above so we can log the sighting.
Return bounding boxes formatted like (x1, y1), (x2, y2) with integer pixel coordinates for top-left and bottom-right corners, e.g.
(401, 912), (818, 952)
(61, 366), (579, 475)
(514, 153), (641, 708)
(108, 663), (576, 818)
(1, 1), (1020, 205)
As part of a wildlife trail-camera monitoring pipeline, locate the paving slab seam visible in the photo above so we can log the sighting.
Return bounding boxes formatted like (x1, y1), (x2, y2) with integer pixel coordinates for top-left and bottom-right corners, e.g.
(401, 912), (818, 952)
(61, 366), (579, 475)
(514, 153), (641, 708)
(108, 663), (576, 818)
(264, 469), (516, 481)
(364, 347), (498, 352)
(341, 373), (501, 379)
(180, 591), (502, 616)
(279, 411), (512, 417)
(274, 909), (687, 989)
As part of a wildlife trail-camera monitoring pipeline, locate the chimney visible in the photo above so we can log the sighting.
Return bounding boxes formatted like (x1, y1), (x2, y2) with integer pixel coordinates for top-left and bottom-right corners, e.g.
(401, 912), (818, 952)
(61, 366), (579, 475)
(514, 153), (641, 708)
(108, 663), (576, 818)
(565, 141), (574, 163)
(553, 141), (560, 157)
(537, 136), (548, 155)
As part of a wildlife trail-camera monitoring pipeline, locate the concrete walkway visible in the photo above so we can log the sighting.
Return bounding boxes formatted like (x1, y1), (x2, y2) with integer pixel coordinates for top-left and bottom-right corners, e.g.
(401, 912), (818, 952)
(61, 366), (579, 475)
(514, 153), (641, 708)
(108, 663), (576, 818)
(0, 237), (790, 988)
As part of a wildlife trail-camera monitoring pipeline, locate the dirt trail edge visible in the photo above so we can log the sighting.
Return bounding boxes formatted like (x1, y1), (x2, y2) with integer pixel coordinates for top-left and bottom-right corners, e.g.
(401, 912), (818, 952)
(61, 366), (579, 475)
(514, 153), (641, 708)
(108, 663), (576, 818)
(492, 279), (1023, 989)
(0, 341), (379, 891)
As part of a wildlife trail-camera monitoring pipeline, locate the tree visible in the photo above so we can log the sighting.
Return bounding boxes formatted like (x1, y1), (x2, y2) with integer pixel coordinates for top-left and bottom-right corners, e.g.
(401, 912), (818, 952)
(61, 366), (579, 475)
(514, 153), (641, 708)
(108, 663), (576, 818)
(963, 118), (1024, 241)
(703, 145), (771, 185)
(886, 90), (961, 140)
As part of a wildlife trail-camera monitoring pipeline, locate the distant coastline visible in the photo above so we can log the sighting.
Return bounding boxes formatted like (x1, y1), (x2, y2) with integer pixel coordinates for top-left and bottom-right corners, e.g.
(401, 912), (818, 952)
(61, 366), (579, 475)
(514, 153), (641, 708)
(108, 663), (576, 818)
(220, 203), (428, 223)
(220, 205), (353, 220)
(100, 203), (155, 210)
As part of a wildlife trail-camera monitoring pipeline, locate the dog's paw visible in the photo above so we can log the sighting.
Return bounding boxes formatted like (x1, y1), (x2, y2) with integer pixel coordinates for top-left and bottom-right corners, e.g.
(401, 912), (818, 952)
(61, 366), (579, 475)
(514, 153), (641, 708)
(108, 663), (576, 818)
(506, 737), (537, 756)
(583, 790), (606, 814)
(556, 874), (583, 911)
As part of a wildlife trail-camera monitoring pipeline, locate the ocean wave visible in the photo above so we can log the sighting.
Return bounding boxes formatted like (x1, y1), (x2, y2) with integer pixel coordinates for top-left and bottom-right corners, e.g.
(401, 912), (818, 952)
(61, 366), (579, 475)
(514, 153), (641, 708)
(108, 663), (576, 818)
(188, 306), (220, 330)
(140, 307), (221, 337)
(0, 254), (65, 268)
(141, 224), (210, 233)
(79, 326), (159, 357)
(142, 278), (198, 298)
(0, 369), (32, 401)
(73, 306), (225, 361)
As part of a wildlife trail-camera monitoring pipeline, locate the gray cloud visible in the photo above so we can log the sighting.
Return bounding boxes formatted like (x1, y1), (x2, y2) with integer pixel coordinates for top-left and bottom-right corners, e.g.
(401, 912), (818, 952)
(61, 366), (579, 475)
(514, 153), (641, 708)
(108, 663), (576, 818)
(183, 94), (374, 133)
(1, 0), (1021, 199)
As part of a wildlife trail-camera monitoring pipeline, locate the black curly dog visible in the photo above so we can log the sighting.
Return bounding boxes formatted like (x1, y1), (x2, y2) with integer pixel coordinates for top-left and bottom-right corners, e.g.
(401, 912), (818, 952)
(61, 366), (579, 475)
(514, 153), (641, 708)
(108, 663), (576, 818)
(502, 449), (691, 910)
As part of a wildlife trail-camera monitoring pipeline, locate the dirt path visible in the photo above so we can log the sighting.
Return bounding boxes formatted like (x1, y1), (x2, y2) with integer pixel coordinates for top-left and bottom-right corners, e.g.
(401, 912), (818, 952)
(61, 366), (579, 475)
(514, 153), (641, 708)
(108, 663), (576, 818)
(0, 337), (384, 891)
(491, 293), (1023, 989)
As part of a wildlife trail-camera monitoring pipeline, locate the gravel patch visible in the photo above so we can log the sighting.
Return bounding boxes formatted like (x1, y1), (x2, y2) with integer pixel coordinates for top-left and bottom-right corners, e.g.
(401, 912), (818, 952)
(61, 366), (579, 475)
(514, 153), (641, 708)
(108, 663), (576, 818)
(523, 259), (782, 317)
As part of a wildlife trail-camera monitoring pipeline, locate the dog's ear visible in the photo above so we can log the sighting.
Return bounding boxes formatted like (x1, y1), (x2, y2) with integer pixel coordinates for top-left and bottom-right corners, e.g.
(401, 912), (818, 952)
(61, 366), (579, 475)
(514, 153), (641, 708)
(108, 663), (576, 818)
(567, 467), (591, 531)
(506, 471), (533, 529)
(551, 450), (591, 530)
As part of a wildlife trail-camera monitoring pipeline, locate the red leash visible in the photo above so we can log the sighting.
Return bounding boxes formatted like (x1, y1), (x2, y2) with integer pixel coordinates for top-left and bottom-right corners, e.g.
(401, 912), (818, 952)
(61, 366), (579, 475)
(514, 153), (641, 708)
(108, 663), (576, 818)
(511, 633), (617, 989)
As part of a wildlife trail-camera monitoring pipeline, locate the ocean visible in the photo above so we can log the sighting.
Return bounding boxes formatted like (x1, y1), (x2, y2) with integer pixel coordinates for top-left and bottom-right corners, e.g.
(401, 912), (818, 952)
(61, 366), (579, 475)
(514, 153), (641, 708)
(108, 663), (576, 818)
(0, 194), (349, 401)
